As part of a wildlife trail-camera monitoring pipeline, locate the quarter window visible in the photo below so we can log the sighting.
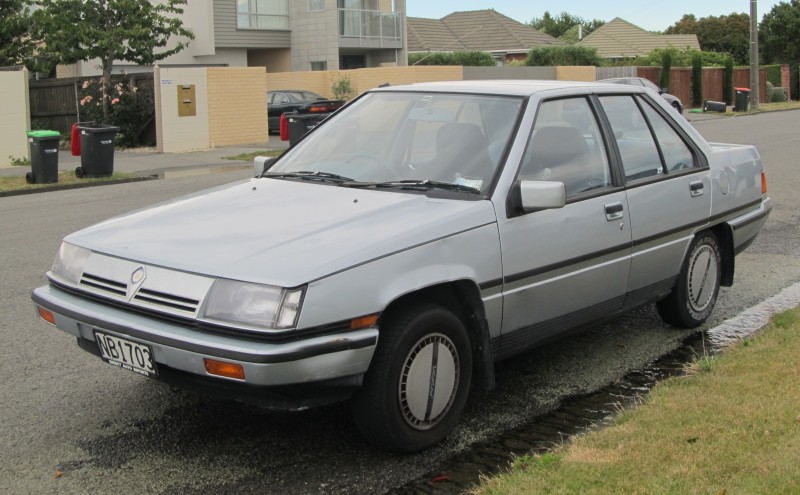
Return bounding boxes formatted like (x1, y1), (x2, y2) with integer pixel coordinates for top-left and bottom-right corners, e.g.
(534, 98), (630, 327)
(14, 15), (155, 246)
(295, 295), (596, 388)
(237, 0), (289, 30)
(639, 100), (695, 172)
(520, 98), (612, 197)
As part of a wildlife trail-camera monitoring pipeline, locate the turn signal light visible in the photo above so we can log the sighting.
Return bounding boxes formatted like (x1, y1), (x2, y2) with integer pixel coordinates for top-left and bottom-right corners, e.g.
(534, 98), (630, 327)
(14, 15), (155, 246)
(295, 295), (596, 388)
(204, 359), (245, 380)
(37, 307), (56, 325)
(350, 314), (379, 330)
(761, 172), (768, 194)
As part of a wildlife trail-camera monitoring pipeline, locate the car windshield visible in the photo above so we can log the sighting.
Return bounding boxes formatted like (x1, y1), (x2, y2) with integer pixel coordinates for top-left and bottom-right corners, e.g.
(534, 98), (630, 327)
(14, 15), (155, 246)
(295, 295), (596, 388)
(268, 91), (523, 195)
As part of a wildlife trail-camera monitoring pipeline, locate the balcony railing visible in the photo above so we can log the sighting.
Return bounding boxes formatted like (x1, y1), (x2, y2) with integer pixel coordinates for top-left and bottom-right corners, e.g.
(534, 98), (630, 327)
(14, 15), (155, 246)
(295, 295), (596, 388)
(339, 8), (401, 46)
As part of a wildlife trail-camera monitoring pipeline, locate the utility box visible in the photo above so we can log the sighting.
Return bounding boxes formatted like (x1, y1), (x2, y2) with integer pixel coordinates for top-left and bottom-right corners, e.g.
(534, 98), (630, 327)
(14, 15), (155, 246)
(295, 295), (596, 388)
(178, 85), (196, 117)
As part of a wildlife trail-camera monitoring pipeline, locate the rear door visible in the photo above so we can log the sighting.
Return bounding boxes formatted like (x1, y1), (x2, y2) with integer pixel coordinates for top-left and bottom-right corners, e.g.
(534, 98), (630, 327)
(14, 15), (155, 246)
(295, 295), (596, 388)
(596, 94), (711, 301)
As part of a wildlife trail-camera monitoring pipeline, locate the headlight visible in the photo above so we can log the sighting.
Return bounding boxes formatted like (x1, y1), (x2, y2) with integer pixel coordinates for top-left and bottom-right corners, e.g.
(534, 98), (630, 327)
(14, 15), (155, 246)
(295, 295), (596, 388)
(50, 242), (91, 285)
(202, 279), (304, 331)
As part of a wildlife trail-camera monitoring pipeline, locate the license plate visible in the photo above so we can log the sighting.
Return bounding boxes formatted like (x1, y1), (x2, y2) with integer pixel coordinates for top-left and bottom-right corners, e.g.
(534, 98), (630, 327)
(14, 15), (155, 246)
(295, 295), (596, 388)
(94, 331), (158, 378)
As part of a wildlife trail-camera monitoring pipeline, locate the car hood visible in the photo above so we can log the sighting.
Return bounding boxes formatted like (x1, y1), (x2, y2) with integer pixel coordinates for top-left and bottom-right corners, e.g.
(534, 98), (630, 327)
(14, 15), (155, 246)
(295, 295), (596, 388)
(66, 178), (498, 287)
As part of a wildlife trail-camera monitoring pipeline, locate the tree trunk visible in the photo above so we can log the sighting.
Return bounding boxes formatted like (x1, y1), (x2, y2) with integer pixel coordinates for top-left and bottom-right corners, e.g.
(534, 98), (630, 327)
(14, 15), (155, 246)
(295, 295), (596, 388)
(101, 51), (114, 122)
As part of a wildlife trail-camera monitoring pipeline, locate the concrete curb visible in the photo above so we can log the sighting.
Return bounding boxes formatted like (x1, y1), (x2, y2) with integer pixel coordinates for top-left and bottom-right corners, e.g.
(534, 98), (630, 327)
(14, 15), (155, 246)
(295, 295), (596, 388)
(0, 176), (157, 198)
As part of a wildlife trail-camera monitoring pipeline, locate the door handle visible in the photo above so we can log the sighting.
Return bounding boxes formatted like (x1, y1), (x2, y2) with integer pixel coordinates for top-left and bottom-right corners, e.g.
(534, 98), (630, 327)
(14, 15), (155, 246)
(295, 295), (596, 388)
(605, 202), (624, 221)
(690, 180), (704, 197)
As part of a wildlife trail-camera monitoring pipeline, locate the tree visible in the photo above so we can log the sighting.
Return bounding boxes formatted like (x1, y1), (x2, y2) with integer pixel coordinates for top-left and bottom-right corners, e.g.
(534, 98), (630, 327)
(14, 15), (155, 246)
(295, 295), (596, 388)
(760, 1), (800, 98)
(666, 12), (750, 65)
(0, 0), (35, 68)
(32, 0), (194, 120)
(760, 1), (800, 64)
(665, 14), (698, 34)
(529, 11), (604, 42)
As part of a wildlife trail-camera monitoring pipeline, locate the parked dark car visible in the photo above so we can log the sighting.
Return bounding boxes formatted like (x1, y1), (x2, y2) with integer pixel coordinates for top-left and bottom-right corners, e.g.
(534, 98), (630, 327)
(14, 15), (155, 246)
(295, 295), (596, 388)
(267, 90), (345, 134)
(600, 77), (684, 114)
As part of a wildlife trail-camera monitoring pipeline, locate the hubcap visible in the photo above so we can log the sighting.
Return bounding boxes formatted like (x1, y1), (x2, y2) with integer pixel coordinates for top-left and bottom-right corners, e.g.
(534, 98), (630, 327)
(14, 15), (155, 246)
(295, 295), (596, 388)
(399, 333), (459, 431)
(687, 244), (718, 313)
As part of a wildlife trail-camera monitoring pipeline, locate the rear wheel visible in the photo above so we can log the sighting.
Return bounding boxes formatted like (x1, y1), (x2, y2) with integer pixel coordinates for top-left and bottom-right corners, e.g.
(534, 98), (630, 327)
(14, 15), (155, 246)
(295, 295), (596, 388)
(657, 231), (722, 328)
(351, 303), (472, 452)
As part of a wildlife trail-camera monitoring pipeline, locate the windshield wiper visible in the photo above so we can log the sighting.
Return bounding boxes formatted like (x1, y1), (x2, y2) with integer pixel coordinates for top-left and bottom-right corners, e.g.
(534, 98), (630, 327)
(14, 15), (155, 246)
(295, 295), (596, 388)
(263, 171), (355, 183)
(343, 179), (481, 193)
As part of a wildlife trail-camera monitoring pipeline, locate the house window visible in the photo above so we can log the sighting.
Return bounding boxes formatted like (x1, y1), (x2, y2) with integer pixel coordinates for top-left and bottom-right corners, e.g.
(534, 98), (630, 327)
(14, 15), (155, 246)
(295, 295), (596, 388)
(237, 0), (289, 30)
(309, 0), (325, 11)
(310, 61), (327, 71)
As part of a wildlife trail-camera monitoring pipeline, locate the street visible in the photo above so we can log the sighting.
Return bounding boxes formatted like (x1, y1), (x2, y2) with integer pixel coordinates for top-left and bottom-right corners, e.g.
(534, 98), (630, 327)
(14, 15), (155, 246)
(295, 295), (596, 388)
(1, 111), (798, 494)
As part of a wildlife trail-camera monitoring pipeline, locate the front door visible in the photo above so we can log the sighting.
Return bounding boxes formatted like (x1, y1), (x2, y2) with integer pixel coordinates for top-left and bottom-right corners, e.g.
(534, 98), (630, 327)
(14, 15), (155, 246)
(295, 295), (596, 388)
(496, 96), (632, 358)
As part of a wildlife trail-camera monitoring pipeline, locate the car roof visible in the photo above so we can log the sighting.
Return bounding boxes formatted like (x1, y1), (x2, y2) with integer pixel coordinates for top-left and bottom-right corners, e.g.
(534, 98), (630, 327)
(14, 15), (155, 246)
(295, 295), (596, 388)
(372, 79), (635, 97)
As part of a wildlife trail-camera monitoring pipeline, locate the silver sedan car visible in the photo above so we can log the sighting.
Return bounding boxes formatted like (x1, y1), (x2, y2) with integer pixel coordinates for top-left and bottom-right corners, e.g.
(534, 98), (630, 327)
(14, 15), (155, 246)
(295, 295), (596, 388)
(33, 80), (770, 452)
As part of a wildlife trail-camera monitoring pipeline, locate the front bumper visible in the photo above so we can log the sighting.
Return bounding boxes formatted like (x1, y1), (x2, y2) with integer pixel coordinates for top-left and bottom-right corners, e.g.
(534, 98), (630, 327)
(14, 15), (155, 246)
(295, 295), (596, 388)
(32, 285), (378, 408)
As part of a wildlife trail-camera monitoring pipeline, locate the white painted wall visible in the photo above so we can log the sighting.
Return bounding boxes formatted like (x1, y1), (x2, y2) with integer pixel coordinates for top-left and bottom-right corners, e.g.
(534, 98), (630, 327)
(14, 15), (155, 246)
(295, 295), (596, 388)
(0, 67), (31, 167)
(154, 66), (210, 153)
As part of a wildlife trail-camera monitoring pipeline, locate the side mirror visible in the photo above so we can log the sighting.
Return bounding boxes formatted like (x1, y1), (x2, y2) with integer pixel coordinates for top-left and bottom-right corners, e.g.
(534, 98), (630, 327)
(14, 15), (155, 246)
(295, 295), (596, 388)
(512, 180), (566, 214)
(254, 156), (275, 177)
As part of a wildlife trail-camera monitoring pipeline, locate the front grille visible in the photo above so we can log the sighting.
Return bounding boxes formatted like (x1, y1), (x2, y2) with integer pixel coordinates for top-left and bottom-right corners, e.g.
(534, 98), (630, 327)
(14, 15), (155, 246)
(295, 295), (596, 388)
(80, 272), (127, 297)
(133, 287), (200, 314)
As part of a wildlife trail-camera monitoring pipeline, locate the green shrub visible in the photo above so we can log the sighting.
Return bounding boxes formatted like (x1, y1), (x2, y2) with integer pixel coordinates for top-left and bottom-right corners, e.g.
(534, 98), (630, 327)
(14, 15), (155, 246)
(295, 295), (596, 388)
(764, 64), (782, 87)
(525, 45), (602, 66)
(633, 47), (731, 68)
(660, 51), (672, 91)
(77, 77), (154, 148)
(408, 51), (496, 66)
(331, 74), (352, 100)
(691, 52), (703, 107)
(724, 57), (734, 105)
(765, 81), (789, 102)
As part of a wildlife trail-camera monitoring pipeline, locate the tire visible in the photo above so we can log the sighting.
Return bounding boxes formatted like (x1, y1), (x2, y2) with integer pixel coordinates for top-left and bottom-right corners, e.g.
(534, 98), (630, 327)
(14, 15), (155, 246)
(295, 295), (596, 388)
(75, 166), (84, 178)
(351, 303), (472, 452)
(657, 231), (722, 328)
(672, 101), (683, 114)
(25, 172), (34, 184)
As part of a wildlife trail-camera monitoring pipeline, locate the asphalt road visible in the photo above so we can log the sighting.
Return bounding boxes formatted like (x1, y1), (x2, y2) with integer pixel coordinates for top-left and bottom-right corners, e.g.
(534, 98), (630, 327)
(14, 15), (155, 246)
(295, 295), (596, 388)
(1, 111), (798, 494)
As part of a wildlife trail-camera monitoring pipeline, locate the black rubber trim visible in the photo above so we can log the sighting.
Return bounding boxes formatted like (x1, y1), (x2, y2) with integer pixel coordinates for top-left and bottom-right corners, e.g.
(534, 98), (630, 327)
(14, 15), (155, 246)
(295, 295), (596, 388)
(709, 199), (762, 224)
(503, 243), (631, 285)
(731, 207), (770, 231)
(632, 218), (709, 248)
(479, 278), (503, 291)
(76, 337), (362, 410)
(34, 287), (377, 364)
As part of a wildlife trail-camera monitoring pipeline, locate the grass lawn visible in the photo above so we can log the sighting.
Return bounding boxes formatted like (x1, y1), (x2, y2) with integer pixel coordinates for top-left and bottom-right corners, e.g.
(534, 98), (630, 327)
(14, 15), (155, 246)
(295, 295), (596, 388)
(0, 170), (134, 194)
(476, 307), (800, 495)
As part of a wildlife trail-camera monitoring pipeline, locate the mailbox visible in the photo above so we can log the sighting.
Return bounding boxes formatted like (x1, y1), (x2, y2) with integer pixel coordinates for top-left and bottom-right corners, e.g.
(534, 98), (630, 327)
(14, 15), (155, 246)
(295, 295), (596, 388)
(177, 84), (196, 117)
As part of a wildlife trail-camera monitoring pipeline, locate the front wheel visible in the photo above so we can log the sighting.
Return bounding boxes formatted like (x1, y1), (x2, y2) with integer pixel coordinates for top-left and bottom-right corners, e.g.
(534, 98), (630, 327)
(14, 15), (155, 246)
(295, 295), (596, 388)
(657, 231), (722, 328)
(351, 303), (472, 452)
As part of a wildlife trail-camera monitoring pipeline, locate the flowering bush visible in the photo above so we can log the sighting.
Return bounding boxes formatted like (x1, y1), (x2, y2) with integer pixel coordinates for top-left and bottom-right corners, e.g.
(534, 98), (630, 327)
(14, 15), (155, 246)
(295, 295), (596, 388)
(77, 76), (155, 148)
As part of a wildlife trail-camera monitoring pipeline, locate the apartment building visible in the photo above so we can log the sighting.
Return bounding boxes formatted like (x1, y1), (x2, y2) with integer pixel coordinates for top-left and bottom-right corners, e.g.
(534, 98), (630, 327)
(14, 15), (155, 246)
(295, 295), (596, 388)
(58, 0), (407, 78)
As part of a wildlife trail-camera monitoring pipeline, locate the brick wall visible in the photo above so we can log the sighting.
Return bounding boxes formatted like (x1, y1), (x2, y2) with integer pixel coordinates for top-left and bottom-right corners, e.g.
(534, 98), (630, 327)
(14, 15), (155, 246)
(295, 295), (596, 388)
(207, 67), (268, 147)
(265, 66), (464, 100)
(556, 66), (596, 82)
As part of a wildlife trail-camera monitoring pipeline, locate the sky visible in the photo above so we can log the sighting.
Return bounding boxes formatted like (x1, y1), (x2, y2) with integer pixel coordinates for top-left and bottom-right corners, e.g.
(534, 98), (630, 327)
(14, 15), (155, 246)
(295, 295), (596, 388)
(405, 0), (783, 32)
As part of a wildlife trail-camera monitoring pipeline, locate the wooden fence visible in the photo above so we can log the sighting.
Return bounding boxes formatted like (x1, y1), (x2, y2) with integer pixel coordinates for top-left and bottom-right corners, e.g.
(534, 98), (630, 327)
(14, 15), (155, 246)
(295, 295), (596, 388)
(638, 66), (768, 108)
(29, 73), (154, 136)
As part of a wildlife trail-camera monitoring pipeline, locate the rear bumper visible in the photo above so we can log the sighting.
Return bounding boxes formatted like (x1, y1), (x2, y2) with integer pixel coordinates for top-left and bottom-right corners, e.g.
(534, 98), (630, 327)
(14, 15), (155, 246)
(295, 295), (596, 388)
(729, 197), (772, 255)
(32, 285), (378, 408)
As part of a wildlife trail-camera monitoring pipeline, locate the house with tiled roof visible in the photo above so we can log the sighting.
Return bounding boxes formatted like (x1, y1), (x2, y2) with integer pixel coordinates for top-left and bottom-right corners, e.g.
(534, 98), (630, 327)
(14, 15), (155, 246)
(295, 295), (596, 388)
(579, 17), (700, 61)
(407, 9), (564, 64)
